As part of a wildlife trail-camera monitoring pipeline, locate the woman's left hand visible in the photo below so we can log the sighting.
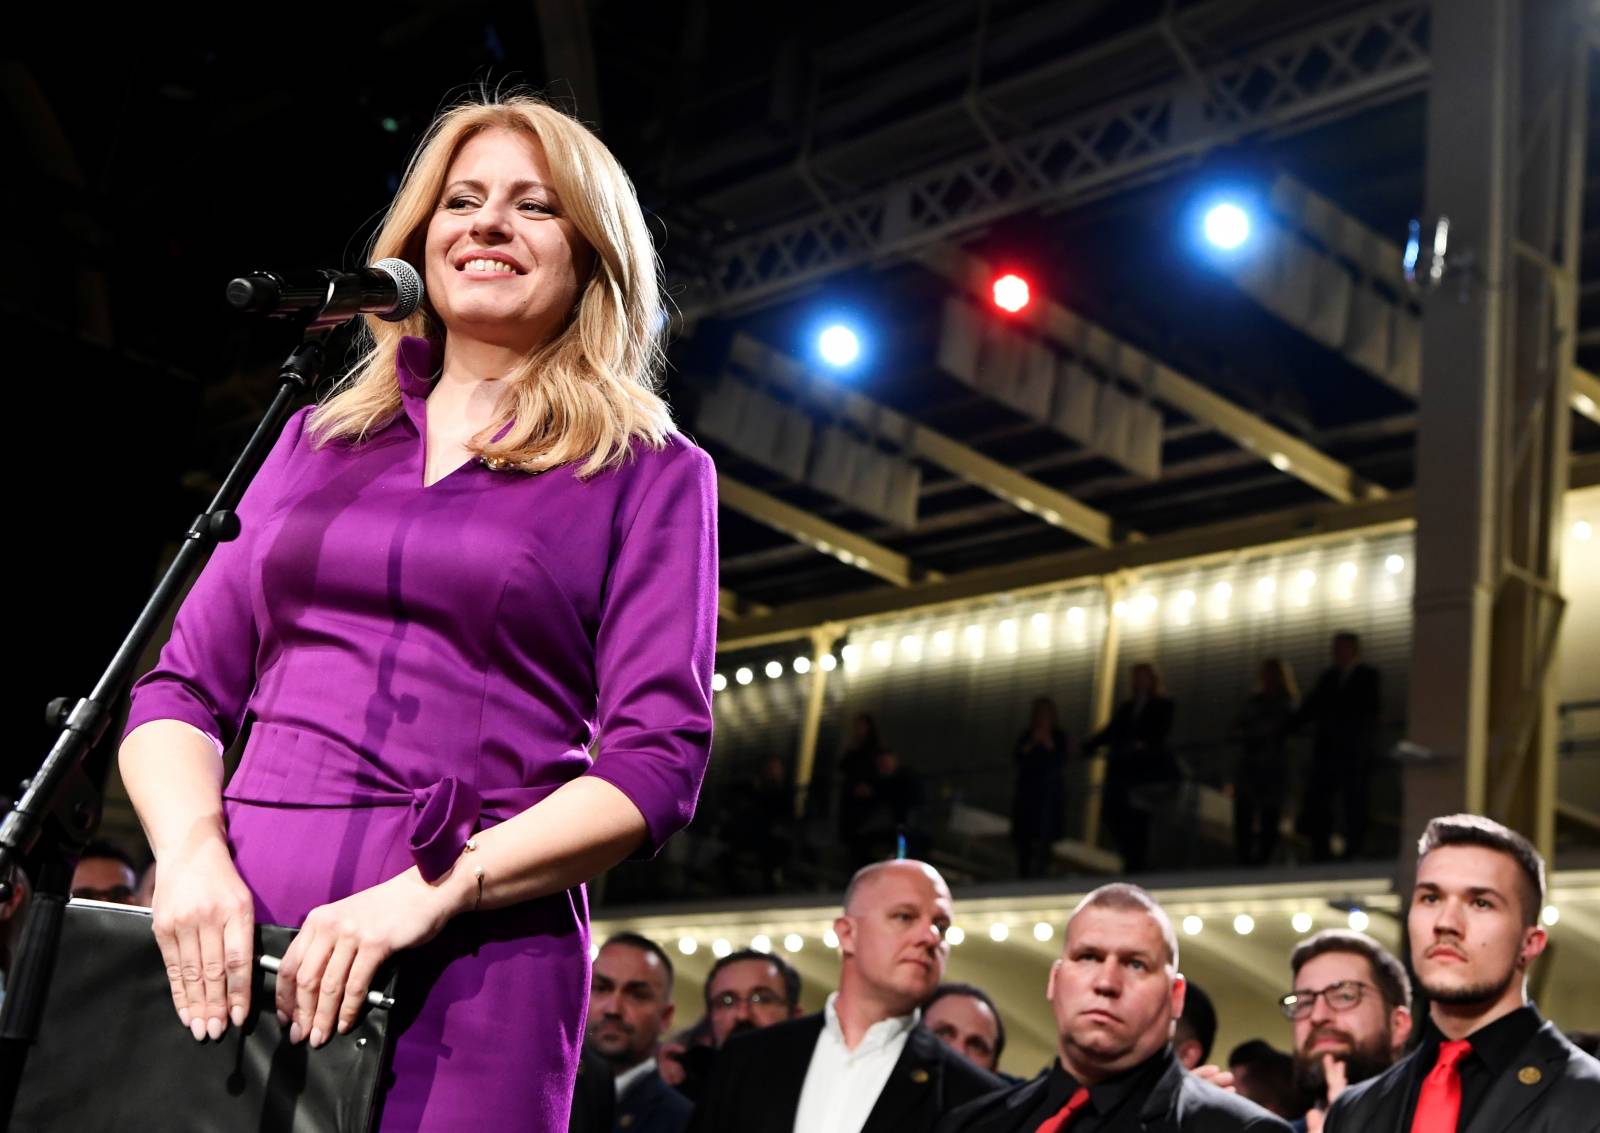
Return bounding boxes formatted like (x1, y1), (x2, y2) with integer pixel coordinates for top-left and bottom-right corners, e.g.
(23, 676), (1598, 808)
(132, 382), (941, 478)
(275, 867), (464, 1047)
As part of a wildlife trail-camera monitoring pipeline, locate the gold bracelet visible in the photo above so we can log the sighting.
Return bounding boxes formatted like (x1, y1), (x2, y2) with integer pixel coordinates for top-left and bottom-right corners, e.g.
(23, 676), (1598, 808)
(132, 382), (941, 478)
(463, 838), (485, 911)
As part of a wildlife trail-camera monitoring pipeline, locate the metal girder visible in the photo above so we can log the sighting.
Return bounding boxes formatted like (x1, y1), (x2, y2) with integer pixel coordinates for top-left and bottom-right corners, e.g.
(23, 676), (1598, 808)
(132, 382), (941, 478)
(1574, 366), (1600, 423)
(721, 490), (1413, 650)
(1262, 170), (1600, 425)
(717, 474), (937, 588)
(672, 1), (1429, 319)
(1403, 0), (1586, 857)
(716, 466), (1600, 652)
(917, 244), (1388, 504)
(726, 333), (1123, 548)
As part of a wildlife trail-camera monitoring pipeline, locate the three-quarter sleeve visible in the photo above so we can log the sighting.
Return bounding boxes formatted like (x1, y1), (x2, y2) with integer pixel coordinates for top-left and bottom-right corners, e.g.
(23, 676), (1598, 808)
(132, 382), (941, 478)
(122, 407), (311, 751)
(586, 440), (718, 858)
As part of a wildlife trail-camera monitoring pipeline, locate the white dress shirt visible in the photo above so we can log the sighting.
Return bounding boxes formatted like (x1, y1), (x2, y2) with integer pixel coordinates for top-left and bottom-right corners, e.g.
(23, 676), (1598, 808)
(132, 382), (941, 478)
(614, 1056), (657, 1100)
(792, 992), (919, 1133)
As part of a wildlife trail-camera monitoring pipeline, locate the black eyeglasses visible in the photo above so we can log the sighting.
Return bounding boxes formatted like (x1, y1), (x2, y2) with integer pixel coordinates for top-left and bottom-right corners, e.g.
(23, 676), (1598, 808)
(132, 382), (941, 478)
(1279, 980), (1380, 1019)
(709, 989), (788, 1011)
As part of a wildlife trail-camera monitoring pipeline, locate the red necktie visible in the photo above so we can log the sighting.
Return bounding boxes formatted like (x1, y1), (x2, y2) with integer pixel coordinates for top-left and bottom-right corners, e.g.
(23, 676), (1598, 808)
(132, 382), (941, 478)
(1037, 1086), (1092, 1132)
(1410, 1039), (1473, 1133)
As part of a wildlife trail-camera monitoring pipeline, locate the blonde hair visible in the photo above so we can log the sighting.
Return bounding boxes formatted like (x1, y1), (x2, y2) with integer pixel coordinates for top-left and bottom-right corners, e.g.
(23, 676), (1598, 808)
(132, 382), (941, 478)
(308, 93), (674, 476)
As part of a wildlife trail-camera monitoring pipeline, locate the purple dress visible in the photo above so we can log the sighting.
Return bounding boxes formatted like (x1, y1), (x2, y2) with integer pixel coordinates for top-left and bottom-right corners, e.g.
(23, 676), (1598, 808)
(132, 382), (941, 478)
(123, 336), (718, 1131)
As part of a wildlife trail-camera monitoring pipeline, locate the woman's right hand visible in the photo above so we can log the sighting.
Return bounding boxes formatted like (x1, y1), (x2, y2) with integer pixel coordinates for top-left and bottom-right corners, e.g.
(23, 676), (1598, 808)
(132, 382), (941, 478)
(149, 832), (255, 1041)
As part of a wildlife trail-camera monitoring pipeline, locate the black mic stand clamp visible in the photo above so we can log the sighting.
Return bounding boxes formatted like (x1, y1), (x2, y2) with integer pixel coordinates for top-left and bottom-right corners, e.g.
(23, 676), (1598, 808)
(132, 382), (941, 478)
(0, 313), (337, 1120)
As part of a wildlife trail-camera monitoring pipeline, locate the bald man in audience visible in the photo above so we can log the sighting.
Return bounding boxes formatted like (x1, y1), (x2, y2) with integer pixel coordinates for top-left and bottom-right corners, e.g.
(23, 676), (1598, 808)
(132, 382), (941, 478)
(939, 883), (1291, 1132)
(692, 860), (1002, 1133)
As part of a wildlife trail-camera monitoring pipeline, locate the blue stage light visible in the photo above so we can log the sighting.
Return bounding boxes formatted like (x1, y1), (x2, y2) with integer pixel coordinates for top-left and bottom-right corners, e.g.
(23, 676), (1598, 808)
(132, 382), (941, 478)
(1203, 201), (1251, 250)
(818, 324), (861, 368)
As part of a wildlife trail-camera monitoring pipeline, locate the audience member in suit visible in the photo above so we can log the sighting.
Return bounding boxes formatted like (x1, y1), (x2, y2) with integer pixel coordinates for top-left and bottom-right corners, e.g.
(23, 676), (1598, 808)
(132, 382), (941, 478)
(662, 948), (803, 1104)
(692, 859), (1003, 1133)
(925, 982), (1010, 1078)
(1324, 814), (1600, 1132)
(1174, 981), (1218, 1071)
(568, 1044), (617, 1133)
(938, 883), (1291, 1132)
(1282, 929), (1411, 1131)
(836, 712), (886, 834)
(1083, 663), (1177, 872)
(1290, 632), (1380, 861)
(588, 933), (693, 1133)
(850, 748), (929, 867)
(1012, 697), (1069, 878)
(1229, 658), (1298, 866)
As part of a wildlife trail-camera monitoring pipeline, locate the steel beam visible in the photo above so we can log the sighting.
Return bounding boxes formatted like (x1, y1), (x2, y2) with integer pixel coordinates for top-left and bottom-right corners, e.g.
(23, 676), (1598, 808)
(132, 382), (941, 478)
(1404, 0), (1586, 859)
(717, 474), (937, 588)
(727, 333), (1123, 548)
(673, 2), (1429, 318)
(917, 244), (1388, 505)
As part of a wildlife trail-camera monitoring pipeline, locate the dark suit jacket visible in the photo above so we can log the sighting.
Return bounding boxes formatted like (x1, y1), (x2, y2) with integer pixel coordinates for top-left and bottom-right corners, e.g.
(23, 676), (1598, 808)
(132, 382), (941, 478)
(1292, 663), (1380, 761)
(1087, 696), (1177, 786)
(1323, 1020), (1600, 1133)
(568, 1045), (616, 1133)
(691, 1013), (1004, 1133)
(616, 1065), (693, 1133)
(936, 1048), (1292, 1132)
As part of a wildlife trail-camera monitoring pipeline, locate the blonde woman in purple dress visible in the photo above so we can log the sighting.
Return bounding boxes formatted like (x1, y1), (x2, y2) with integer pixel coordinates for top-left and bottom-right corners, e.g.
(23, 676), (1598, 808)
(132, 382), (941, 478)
(117, 95), (718, 1130)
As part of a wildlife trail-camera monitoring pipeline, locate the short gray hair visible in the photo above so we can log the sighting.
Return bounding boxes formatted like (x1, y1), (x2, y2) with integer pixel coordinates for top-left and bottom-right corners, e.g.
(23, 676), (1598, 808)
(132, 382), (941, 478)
(1068, 883), (1179, 968)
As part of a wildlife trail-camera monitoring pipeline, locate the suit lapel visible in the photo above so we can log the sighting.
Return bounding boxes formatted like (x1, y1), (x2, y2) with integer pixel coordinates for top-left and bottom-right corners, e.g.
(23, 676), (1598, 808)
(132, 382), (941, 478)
(1462, 1024), (1566, 1133)
(861, 1024), (939, 1133)
(1134, 1051), (1186, 1133)
(770, 1015), (827, 1132)
(1370, 1061), (1419, 1133)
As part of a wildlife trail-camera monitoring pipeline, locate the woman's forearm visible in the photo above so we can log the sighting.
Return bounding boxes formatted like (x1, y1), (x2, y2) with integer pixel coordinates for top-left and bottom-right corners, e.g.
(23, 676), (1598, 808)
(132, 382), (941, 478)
(119, 720), (229, 858)
(434, 775), (650, 918)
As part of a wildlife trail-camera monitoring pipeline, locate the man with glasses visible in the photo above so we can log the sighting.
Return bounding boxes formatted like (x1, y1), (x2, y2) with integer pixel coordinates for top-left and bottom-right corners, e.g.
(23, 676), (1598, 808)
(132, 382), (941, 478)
(662, 950), (803, 1104)
(1324, 814), (1600, 1131)
(705, 949), (802, 1048)
(1280, 930), (1412, 1130)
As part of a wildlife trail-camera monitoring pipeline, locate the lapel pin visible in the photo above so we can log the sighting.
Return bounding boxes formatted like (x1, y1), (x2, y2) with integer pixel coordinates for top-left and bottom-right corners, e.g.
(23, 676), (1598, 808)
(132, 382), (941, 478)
(911, 1068), (931, 1084)
(1517, 1066), (1542, 1086)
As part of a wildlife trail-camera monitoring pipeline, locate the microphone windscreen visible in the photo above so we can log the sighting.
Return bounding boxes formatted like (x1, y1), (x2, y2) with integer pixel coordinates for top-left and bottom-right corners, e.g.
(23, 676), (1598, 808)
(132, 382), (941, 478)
(372, 258), (424, 321)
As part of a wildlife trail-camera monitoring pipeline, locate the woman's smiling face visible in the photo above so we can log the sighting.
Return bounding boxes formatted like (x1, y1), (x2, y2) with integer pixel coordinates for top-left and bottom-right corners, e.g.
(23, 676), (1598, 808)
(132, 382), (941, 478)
(423, 127), (591, 350)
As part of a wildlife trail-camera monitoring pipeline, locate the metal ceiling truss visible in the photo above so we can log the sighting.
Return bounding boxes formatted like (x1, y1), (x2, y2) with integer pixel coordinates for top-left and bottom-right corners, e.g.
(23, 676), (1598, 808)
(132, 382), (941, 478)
(724, 332), (1125, 548)
(1248, 171), (1600, 424)
(716, 473), (941, 588)
(673, 1), (1429, 319)
(916, 243), (1388, 504)
(716, 456), (1600, 652)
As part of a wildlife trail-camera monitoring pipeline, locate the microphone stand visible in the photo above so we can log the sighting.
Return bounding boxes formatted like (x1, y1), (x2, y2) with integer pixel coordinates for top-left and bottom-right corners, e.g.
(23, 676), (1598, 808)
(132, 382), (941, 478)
(0, 311), (339, 1121)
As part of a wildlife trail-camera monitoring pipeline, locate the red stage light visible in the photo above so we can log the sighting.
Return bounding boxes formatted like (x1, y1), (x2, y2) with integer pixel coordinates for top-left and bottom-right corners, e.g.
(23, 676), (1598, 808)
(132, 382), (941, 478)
(992, 273), (1031, 313)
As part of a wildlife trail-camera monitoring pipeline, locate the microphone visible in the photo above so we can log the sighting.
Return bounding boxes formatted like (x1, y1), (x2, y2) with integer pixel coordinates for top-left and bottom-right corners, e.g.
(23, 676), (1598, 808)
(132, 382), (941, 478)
(225, 258), (424, 326)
